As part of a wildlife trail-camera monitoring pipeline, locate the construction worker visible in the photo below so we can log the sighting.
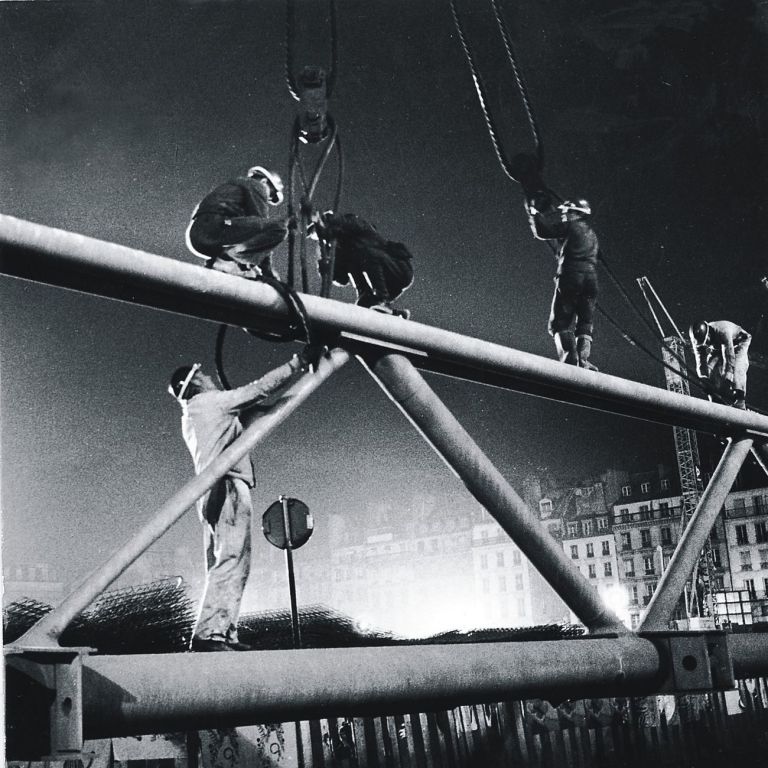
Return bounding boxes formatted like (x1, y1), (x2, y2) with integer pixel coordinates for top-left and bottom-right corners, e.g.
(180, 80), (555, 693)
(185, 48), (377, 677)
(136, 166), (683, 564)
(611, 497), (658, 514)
(310, 211), (414, 316)
(186, 166), (291, 280)
(689, 320), (751, 409)
(168, 348), (321, 652)
(525, 194), (600, 370)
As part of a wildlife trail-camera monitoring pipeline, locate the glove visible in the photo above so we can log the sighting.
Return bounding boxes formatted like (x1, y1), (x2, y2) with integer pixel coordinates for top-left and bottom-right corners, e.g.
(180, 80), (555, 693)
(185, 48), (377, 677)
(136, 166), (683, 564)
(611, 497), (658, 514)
(298, 342), (329, 372)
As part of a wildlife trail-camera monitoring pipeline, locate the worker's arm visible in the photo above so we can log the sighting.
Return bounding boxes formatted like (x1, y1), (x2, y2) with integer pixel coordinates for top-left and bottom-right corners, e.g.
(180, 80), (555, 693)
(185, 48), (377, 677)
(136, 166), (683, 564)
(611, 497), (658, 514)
(218, 356), (305, 413)
(529, 208), (568, 241)
(692, 344), (709, 380)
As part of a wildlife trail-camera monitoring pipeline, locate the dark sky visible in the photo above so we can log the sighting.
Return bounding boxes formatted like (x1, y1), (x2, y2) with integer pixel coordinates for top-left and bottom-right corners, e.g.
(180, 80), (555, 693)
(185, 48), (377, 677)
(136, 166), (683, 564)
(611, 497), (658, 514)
(1, 0), (766, 587)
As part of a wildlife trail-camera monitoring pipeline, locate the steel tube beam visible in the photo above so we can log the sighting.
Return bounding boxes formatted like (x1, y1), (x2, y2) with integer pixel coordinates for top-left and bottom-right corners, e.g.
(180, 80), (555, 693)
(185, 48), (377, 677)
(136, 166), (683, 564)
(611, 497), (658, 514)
(640, 436), (753, 631)
(2, 215), (768, 437)
(361, 352), (624, 632)
(11, 349), (351, 648)
(78, 636), (663, 737)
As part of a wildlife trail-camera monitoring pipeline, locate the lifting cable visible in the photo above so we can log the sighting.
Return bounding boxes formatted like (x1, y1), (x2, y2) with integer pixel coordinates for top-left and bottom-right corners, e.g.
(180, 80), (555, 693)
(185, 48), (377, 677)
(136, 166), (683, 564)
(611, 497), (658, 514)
(284, 0), (344, 296)
(448, 0), (542, 179)
(214, 274), (315, 390)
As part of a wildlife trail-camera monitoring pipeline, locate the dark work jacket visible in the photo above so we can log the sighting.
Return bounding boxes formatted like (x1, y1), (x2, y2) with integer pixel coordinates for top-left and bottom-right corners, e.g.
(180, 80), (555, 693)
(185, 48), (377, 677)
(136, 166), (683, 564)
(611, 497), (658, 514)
(531, 211), (599, 275)
(194, 177), (270, 220)
(319, 213), (412, 285)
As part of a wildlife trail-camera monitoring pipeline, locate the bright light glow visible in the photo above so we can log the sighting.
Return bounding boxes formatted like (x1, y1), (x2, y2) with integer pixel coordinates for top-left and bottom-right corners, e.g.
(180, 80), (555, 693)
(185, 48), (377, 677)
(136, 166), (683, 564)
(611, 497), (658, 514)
(602, 584), (632, 628)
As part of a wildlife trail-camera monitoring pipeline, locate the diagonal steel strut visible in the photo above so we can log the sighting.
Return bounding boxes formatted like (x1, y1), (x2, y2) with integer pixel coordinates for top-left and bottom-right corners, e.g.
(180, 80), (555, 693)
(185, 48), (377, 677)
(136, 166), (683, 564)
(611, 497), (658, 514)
(360, 350), (626, 633)
(639, 435), (753, 631)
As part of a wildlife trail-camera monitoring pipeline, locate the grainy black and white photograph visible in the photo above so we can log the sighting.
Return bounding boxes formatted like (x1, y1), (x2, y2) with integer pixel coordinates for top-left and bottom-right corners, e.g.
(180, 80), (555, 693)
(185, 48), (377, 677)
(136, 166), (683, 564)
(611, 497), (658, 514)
(1, 0), (767, 765)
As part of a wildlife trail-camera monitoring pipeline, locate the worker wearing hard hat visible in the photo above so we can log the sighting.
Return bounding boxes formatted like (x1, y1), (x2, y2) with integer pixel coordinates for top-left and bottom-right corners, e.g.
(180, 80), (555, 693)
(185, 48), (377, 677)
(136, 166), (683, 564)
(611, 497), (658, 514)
(689, 320), (751, 409)
(186, 166), (290, 280)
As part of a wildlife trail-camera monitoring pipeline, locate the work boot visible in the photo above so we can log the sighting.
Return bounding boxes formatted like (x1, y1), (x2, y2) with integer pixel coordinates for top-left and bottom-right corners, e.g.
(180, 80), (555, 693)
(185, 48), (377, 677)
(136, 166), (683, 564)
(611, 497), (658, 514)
(190, 636), (236, 652)
(553, 331), (579, 366)
(576, 335), (599, 371)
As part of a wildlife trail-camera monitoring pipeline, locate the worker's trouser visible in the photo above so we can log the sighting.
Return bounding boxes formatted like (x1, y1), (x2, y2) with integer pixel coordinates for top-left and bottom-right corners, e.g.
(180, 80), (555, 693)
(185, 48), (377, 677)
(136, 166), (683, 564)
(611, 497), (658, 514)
(548, 270), (598, 337)
(187, 213), (287, 264)
(193, 477), (253, 644)
(707, 336), (751, 399)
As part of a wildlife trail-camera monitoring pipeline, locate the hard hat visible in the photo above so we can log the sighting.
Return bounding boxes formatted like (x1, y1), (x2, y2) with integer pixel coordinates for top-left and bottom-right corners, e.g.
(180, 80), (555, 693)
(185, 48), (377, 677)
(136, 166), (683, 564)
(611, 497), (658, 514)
(168, 363), (201, 401)
(247, 166), (285, 205)
(558, 199), (592, 216)
(689, 321), (710, 346)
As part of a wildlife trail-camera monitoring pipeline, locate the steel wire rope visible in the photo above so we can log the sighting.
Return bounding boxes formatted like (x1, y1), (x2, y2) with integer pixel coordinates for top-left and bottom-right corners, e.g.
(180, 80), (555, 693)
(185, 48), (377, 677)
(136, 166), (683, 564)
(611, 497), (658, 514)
(285, 0), (339, 100)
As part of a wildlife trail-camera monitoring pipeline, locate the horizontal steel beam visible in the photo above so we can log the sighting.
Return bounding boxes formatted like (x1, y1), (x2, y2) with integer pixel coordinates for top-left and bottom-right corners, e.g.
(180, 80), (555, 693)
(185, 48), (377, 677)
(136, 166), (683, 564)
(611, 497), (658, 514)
(3, 631), (761, 741)
(1, 214), (767, 437)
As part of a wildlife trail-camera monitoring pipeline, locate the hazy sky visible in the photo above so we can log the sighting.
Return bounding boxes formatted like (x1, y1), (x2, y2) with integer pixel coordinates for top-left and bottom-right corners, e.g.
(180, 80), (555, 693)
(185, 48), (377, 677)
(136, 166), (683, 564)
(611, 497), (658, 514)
(1, 0), (765, 589)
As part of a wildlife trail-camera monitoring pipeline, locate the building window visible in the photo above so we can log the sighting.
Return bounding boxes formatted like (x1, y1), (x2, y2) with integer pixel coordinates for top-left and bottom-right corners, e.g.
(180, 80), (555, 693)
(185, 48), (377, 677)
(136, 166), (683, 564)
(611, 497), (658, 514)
(739, 551), (753, 571)
(586, 543), (595, 558)
(660, 479), (670, 490)
(755, 521), (768, 544)
(496, 551), (505, 567)
(621, 485), (632, 497)
(621, 532), (632, 551)
(640, 529), (652, 548)
(604, 562), (613, 577)
(759, 548), (768, 570)
(755, 496), (767, 514)
(567, 522), (578, 537)
(624, 558), (635, 577)
(640, 482), (651, 494)
(630, 614), (639, 630)
(744, 578), (756, 597)
(764, 577), (768, 594)
(618, 508), (630, 523)
(712, 548), (722, 568)
(480, 554), (488, 569)
(597, 517), (608, 531)
(644, 556), (655, 575)
(515, 574), (524, 591)
(661, 527), (672, 546)
(602, 540), (611, 556)
(582, 520), (593, 536)
(659, 502), (670, 517)
(499, 576), (507, 593)
(710, 525), (719, 541)
(513, 549), (522, 565)
(588, 564), (597, 578)
(736, 525), (749, 545)
(646, 581), (657, 596)
(628, 585), (638, 604)
(570, 545), (579, 559)
(539, 499), (552, 515)
(639, 505), (651, 520)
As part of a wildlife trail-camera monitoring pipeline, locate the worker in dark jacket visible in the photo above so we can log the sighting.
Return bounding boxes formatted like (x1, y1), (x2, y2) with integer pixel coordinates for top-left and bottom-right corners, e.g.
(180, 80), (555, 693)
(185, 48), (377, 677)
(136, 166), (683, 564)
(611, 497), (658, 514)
(186, 166), (290, 279)
(526, 196), (600, 370)
(689, 320), (751, 409)
(312, 212), (414, 315)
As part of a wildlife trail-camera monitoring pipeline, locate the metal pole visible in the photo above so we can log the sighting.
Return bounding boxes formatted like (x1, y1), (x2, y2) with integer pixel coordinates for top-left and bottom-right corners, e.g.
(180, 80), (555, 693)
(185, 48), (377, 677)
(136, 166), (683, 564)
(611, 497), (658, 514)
(281, 495), (302, 649)
(11, 349), (350, 648)
(361, 351), (625, 633)
(2, 214), (768, 438)
(639, 436), (753, 631)
(75, 635), (664, 737)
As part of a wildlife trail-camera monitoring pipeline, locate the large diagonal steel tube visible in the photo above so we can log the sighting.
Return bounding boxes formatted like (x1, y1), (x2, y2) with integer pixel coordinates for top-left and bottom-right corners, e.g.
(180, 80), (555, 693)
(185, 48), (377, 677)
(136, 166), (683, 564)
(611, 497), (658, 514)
(639, 435), (753, 631)
(2, 214), (768, 437)
(10, 349), (351, 648)
(360, 351), (625, 633)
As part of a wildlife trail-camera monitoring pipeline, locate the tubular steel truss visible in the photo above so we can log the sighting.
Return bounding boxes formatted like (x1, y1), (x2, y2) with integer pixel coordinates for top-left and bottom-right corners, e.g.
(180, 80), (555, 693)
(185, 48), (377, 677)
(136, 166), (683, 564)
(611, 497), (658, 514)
(2, 214), (768, 757)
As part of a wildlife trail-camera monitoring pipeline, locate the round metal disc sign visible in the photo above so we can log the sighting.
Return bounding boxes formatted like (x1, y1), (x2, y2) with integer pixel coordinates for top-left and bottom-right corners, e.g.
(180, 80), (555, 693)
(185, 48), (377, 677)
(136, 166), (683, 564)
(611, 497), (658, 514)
(262, 497), (314, 550)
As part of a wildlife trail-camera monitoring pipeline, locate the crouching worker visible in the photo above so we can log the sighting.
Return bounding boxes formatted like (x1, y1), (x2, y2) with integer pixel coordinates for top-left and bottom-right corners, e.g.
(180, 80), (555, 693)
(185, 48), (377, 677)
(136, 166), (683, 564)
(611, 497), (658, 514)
(168, 345), (324, 652)
(186, 166), (291, 280)
(311, 211), (414, 316)
(689, 320), (751, 409)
